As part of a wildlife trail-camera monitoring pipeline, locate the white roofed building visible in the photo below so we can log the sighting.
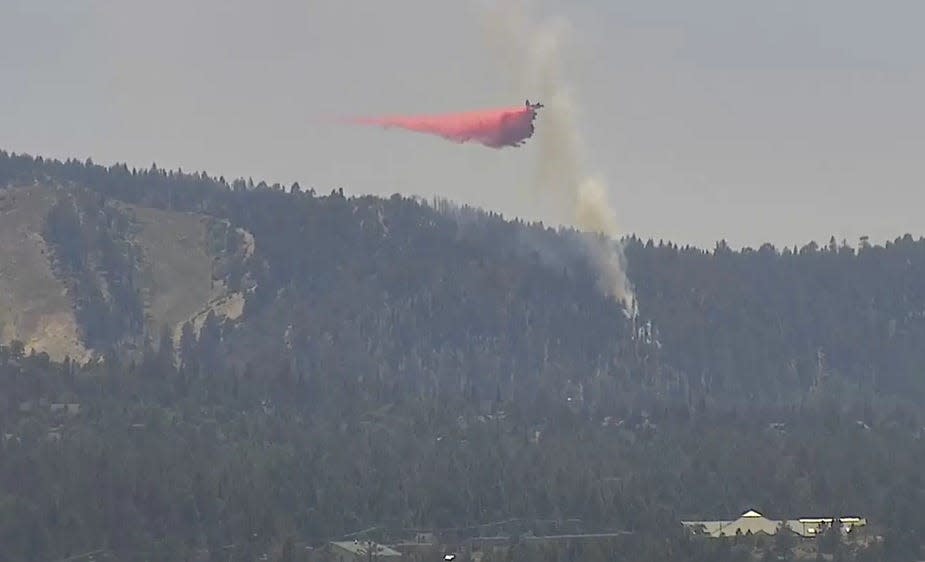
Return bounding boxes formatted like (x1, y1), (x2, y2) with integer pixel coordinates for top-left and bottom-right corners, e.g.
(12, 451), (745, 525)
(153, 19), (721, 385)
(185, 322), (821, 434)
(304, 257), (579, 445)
(682, 509), (867, 539)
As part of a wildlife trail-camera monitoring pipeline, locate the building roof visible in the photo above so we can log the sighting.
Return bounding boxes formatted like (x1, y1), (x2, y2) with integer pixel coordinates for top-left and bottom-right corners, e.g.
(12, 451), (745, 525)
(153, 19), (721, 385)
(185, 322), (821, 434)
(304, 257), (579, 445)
(331, 542), (402, 558)
(682, 521), (731, 534)
(720, 512), (779, 537)
(682, 510), (868, 539)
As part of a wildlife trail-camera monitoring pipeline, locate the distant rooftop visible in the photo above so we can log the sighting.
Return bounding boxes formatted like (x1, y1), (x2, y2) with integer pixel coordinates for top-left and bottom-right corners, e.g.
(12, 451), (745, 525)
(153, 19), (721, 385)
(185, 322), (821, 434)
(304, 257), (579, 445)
(331, 541), (402, 558)
(682, 509), (867, 538)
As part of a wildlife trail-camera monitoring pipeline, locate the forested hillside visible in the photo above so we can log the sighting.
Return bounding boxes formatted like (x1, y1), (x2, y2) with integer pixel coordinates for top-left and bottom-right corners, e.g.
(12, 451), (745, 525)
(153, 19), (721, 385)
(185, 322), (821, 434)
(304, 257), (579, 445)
(2, 149), (925, 561)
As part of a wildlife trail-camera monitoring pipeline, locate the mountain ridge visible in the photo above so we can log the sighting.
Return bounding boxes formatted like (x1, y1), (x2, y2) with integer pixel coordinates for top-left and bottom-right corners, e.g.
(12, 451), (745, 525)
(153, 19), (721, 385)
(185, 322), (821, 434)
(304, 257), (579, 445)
(3, 147), (925, 407)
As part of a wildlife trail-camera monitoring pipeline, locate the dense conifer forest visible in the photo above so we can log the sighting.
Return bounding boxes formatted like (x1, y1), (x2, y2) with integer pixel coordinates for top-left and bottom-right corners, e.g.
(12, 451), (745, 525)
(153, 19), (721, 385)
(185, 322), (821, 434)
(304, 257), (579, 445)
(2, 150), (924, 561)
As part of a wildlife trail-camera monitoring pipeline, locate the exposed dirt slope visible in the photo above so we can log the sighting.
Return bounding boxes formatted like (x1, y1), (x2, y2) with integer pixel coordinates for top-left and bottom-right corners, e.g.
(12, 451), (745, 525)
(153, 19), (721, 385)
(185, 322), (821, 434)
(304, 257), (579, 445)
(0, 186), (249, 358)
(0, 185), (87, 361)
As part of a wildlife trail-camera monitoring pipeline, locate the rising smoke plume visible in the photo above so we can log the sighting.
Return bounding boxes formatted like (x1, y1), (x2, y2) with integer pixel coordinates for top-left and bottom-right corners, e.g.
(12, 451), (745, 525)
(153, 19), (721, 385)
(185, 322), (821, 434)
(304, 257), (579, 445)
(479, 0), (634, 309)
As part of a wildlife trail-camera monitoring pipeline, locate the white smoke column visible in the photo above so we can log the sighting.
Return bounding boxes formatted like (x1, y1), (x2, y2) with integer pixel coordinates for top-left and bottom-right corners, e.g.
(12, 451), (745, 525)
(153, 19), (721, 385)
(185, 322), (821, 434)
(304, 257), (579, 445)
(479, 0), (634, 308)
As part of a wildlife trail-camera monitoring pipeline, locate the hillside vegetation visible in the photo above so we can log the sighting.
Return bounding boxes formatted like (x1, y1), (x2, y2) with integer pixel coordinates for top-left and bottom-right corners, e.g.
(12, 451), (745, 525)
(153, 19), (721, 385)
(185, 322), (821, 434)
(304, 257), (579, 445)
(0, 177), (250, 360)
(0, 185), (86, 361)
(1, 149), (924, 561)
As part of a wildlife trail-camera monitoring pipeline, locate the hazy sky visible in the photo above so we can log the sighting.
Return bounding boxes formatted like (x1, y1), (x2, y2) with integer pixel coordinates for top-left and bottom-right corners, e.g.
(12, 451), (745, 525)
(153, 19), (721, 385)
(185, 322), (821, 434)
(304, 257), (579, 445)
(2, 0), (923, 249)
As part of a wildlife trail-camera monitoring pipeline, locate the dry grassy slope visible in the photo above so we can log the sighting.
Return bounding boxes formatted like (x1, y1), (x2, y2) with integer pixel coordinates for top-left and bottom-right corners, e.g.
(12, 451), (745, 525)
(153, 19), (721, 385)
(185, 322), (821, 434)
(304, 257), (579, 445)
(120, 204), (246, 344)
(0, 185), (88, 361)
(0, 185), (249, 359)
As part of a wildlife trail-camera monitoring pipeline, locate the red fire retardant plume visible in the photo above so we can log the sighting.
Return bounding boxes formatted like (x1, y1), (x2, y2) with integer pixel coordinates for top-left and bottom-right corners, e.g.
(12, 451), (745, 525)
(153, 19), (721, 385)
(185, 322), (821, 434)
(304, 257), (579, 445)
(343, 104), (541, 148)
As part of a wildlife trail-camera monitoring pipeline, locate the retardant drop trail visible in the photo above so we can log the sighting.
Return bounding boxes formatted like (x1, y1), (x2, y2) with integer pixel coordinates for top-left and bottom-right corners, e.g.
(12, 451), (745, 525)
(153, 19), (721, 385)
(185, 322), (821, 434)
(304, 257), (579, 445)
(342, 100), (544, 148)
